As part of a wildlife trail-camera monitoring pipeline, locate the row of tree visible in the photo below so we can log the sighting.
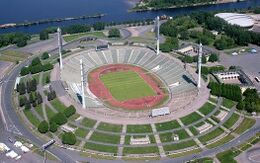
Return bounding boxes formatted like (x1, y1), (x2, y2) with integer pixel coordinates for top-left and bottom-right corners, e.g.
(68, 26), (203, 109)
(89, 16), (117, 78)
(20, 57), (53, 76)
(237, 88), (260, 113)
(19, 92), (43, 108)
(208, 82), (242, 102)
(201, 65), (225, 75)
(0, 32), (31, 48)
(17, 79), (37, 95)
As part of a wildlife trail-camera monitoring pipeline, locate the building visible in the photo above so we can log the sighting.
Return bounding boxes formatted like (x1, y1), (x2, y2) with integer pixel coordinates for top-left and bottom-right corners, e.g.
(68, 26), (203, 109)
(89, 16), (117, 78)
(215, 13), (255, 28)
(177, 45), (195, 56)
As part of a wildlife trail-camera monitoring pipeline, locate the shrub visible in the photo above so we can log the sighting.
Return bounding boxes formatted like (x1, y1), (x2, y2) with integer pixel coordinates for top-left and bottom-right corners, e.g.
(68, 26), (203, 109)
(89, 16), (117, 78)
(20, 67), (30, 76)
(51, 112), (67, 125)
(49, 121), (58, 133)
(38, 121), (49, 133)
(64, 105), (76, 118)
(62, 132), (76, 145)
(41, 52), (49, 60)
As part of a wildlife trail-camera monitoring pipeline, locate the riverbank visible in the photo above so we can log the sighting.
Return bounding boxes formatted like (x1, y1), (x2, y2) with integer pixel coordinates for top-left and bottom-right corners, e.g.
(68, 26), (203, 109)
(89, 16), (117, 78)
(131, 0), (244, 12)
(0, 13), (105, 29)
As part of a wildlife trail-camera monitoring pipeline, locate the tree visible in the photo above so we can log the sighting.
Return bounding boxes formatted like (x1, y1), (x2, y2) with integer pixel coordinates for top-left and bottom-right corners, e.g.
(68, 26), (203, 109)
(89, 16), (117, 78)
(208, 53), (219, 62)
(37, 93), (43, 104)
(29, 92), (35, 104)
(46, 76), (50, 84)
(63, 25), (91, 34)
(31, 57), (41, 66)
(93, 22), (105, 31)
(20, 67), (30, 76)
(62, 132), (76, 145)
(51, 112), (67, 125)
(40, 30), (49, 40)
(41, 52), (49, 60)
(38, 121), (49, 133)
(24, 102), (31, 110)
(18, 82), (26, 95)
(237, 101), (245, 110)
(49, 121), (58, 133)
(64, 105), (76, 118)
(108, 28), (121, 38)
(19, 96), (27, 107)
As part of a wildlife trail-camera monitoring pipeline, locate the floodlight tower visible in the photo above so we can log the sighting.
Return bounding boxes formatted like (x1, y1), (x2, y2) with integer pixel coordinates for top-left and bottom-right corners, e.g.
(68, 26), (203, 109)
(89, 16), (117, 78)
(80, 59), (86, 109)
(197, 43), (202, 88)
(155, 16), (160, 55)
(57, 27), (63, 70)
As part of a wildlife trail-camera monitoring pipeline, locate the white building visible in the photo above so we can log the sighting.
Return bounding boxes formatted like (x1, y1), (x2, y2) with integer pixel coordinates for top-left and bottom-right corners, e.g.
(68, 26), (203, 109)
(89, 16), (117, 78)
(215, 13), (255, 28)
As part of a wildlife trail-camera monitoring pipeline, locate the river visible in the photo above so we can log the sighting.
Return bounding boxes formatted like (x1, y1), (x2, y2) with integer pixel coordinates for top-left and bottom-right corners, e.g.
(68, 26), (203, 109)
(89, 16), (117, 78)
(0, 0), (260, 34)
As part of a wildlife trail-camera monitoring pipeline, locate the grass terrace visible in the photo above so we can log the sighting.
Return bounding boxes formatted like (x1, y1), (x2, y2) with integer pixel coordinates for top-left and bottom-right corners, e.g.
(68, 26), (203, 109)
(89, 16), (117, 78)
(233, 118), (256, 134)
(127, 124), (152, 133)
(155, 120), (180, 131)
(84, 142), (118, 154)
(198, 102), (215, 116)
(180, 112), (203, 126)
(163, 140), (197, 151)
(90, 132), (121, 144)
(123, 146), (159, 155)
(222, 98), (235, 109)
(45, 105), (56, 120)
(198, 128), (224, 144)
(35, 105), (44, 119)
(75, 128), (89, 138)
(81, 117), (97, 128)
(159, 129), (189, 142)
(97, 122), (122, 133)
(223, 113), (240, 129)
(207, 134), (234, 149)
(100, 71), (156, 101)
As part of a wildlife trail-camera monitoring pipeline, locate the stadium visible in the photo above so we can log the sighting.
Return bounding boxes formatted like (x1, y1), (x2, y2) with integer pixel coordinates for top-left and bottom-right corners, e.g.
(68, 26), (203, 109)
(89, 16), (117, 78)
(215, 13), (255, 28)
(58, 46), (203, 123)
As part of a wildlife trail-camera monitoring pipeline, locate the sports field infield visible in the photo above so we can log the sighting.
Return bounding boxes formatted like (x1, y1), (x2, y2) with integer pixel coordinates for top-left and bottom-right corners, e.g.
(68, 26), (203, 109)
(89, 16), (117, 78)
(100, 70), (156, 101)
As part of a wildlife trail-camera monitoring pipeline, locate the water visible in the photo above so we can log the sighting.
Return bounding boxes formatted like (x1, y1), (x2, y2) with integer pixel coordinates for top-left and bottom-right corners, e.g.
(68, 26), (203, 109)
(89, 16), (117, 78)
(0, 0), (259, 34)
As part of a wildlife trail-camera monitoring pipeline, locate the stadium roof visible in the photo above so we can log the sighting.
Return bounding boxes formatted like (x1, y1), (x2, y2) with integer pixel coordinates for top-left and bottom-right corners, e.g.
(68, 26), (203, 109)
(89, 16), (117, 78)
(215, 13), (254, 28)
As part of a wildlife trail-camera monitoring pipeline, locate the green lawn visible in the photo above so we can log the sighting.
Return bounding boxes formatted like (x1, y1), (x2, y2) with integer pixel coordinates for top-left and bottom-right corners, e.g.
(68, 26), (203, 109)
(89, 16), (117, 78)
(198, 128), (224, 143)
(23, 109), (40, 127)
(45, 105), (56, 120)
(75, 128), (89, 138)
(234, 118), (256, 134)
(223, 113), (240, 129)
(123, 146), (159, 155)
(84, 142), (118, 154)
(207, 134), (234, 149)
(127, 124), (152, 133)
(50, 99), (67, 113)
(63, 32), (105, 42)
(159, 129), (189, 142)
(90, 132), (120, 144)
(189, 126), (199, 136)
(81, 117), (97, 128)
(209, 97), (218, 103)
(0, 50), (31, 62)
(198, 102), (215, 116)
(100, 71), (156, 101)
(35, 105), (44, 119)
(222, 98), (235, 109)
(163, 140), (197, 151)
(97, 122), (122, 133)
(42, 71), (51, 85)
(155, 120), (181, 131)
(216, 149), (240, 163)
(180, 112), (203, 126)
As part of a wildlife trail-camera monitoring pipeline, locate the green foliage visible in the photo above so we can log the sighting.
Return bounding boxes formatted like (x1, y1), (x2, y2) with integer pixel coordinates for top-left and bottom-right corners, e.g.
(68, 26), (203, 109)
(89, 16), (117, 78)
(49, 121), (58, 133)
(0, 32), (30, 48)
(19, 95), (27, 107)
(39, 30), (49, 40)
(41, 52), (49, 60)
(20, 67), (30, 76)
(240, 89), (260, 113)
(63, 105), (76, 118)
(38, 121), (49, 133)
(62, 25), (91, 34)
(214, 35), (235, 50)
(50, 112), (67, 125)
(208, 82), (242, 102)
(208, 53), (219, 62)
(24, 103), (31, 110)
(62, 132), (76, 145)
(201, 66), (225, 75)
(160, 37), (179, 52)
(93, 22), (105, 31)
(31, 57), (41, 66)
(254, 7), (260, 14)
(108, 28), (121, 38)
(17, 82), (26, 95)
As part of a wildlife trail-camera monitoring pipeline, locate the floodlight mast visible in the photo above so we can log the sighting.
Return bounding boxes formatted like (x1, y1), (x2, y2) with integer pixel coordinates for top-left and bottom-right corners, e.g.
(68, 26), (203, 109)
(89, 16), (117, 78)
(80, 59), (86, 109)
(156, 16), (160, 55)
(57, 27), (63, 70)
(197, 43), (202, 88)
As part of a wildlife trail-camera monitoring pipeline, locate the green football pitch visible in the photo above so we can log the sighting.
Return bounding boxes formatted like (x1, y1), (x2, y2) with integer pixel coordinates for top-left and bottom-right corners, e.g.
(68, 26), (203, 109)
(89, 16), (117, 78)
(100, 71), (156, 101)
